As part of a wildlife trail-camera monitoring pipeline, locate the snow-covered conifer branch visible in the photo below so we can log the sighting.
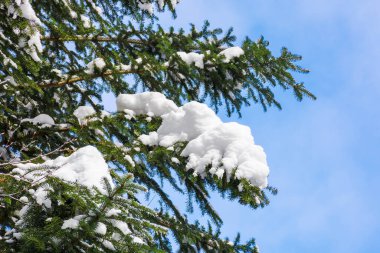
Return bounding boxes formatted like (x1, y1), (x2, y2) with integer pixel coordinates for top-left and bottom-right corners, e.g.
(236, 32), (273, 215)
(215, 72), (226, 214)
(0, 0), (313, 252)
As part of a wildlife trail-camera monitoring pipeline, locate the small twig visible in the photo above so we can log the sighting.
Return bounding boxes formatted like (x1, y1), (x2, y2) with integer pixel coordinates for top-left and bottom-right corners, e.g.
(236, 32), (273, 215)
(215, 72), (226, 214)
(41, 36), (145, 45)
(40, 69), (141, 88)
(0, 139), (76, 168)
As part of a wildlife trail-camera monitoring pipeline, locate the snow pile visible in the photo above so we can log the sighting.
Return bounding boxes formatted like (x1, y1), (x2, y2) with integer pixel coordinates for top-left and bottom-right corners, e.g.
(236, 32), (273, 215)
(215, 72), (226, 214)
(121, 92), (269, 188)
(103, 240), (116, 250)
(74, 106), (96, 125)
(142, 102), (222, 147)
(95, 222), (107, 235)
(21, 114), (55, 127)
(14, 146), (113, 192)
(9, 146), (113, 238)
(182, 123), (268, 187)
(85, 58), (106, 74)
(177, 52), (204, 69)
(62, 216), (82, 230)
(116, 92), (178, 116)
(138, 2), (154, 15)
(110, 219), (131, 235)
(219, 46), (245, 63)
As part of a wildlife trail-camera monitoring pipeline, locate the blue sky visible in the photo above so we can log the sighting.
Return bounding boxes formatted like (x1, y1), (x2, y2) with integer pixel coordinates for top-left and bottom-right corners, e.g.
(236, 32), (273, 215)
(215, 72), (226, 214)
(154, 1), (380, 252)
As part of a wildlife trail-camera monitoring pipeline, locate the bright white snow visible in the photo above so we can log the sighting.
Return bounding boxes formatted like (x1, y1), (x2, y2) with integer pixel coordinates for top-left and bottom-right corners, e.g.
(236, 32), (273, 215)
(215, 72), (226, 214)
(14, 146), (113, 192)
(177, 52), (205, 69)
(219, 47), (245, 63)
(21, 114), (55, 126)
(74, 106), (96, 125)
(120, 92), (269, 188)
(138, 2), (154, 15)
(61, 218), (80, 230)
(116, 92), (178, 116)
(95, 222), (107, 235)
(110, 219), (131, 235)
(85, 58), (106, 74)
(182, 122), (269, 188)
(80, 15), (91, 28)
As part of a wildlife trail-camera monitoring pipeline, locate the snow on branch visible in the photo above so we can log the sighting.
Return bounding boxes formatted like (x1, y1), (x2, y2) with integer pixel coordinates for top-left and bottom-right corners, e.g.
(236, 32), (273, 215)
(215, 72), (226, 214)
(13, 146), (114, 192)
(116, 92), (269, 188)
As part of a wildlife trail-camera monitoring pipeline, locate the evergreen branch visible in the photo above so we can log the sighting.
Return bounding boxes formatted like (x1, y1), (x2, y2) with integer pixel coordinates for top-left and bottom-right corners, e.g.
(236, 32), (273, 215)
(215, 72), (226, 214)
(39, 69), (141, 88)
(40, 36), (146, 45)
(0, 139), (75, 168)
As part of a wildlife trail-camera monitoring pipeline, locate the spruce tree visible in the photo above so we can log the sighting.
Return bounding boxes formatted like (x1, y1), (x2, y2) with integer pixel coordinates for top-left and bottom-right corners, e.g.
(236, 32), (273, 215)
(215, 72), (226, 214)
(0, 1), (315, 252)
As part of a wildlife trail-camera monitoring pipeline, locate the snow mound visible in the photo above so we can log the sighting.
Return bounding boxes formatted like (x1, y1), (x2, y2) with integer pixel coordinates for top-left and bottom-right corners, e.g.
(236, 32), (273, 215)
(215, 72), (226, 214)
(95, 222), (107, 235)
(219, 46), (245, 62)
(21, 114), (55, 126)
(61, 218), (80, 230)
(177, 52), (204, 69)
(74, 106), (96, 125)
(14, 146), (113, 191)
(182, 122), (268, 188)
(85, 58), (106, 74)
(116, 92), (178, 116)
(155, 102), (222, 147)
(133, 92), (269, 188)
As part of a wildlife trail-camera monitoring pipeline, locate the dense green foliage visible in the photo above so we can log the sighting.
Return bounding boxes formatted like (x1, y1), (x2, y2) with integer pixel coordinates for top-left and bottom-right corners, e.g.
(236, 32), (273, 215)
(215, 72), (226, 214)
(0, 0), (314, 252)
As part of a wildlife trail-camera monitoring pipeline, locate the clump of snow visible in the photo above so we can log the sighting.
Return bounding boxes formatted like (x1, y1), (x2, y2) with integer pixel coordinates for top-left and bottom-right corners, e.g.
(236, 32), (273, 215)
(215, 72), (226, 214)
(149, 102), (222, 147)
(85, 58), (106, 74)
(10, 147), (113, 228)
(14, 146), (113, 192)
(132, 236), (144, 244)
(13, 232), (22, 240)
(21, 114), (55, 127)
(138, 0), (180, 13)
(106, 208), (122, 217)
(18, 0), (42, 25)
(157, 0), (165, 10)
(26, 30), (43, 61)
(110, 219), (131, 235)
(182, 123), (269, 188)
(139, 132), (159, 146)
(33, 187), (51, 208)
(132, 92), (269, 188)
(102, 240), (116, 251)
(95, 222), (107, 235)
(116, 92), (178, 116)
(138, 2), (153, 15)
(80, 15), (91, 28)
(124, 155), (135, 167)
(177, 52), (204, 69)
(170, 0), (181, 9)
(61, 218), (80, 230)
(74, 106), (96, 125)
(219, 46), (245, 63)
(19, 196), (28, 203)
(171, 157), (180, 164)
